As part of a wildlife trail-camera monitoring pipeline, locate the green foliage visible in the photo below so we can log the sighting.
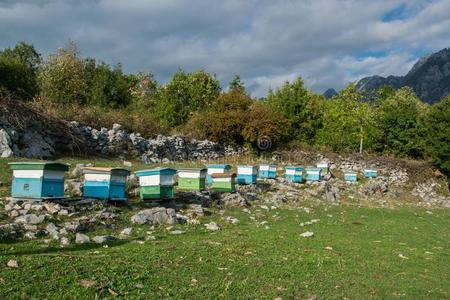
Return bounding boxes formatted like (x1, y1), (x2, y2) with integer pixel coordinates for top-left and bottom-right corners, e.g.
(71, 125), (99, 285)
(266, 77), (325, 142)
(228, 74), (245, 93)
(0, 42), (41, 98)
(376, 87), (427, 157)
(155, 70), (221, 128)
(39, 42), (89, 106)
(184, 90), (252, 144)
(423, 95), (450, 173)
(316, 84), (381, 152)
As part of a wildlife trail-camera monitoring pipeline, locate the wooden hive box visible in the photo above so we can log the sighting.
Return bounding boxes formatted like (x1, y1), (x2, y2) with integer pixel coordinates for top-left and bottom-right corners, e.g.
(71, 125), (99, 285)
(207, 164), (231, 185)
(363, 169), (378, 178)
(237, 165), (258, 185)
(285, 166), (304, 183)
(177, 168), (207, 191)
(344, 171), (358, 182)
(9, 162), (69, 200)
(211, 173), (236, 193)
(258, 164), (277, 179)
(306, 167), (322, 181)
(82, 167), (130, 201)
(135, 168), (177, 200)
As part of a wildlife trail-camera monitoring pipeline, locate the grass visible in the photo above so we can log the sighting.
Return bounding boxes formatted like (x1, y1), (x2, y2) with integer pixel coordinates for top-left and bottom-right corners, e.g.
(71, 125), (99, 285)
(0, 204), (449, 299)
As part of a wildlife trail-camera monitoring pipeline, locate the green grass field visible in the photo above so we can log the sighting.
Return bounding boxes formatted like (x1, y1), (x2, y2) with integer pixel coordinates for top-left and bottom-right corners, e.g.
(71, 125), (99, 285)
(1, 204), (449, 299)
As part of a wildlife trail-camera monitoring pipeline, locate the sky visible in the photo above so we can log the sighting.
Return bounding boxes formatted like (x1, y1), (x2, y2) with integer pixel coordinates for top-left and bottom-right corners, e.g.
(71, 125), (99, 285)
(1, 0), (450, 97)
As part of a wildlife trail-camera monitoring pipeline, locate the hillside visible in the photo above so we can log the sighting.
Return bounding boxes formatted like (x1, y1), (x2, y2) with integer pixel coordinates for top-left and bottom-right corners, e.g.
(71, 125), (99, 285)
(355, 47), (450, 103)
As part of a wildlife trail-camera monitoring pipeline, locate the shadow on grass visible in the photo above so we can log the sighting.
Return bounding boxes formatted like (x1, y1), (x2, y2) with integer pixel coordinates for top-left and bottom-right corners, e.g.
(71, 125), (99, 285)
(0, 240), (130, 257)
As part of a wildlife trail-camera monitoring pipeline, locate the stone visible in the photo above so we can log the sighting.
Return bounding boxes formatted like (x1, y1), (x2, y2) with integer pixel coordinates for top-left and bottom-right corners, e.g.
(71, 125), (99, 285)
(31, 204), (44, 211)
(112, 123), (123, 131)
(300, 231), (314, 237)
(131, 207), (177, 225)
(60, 237), (70, 246)
(0, 129), (14, 157)
(226, 217), (239, 224)
(65, 180), (83, 196)
(14, 214), (45, 225)
(25, 231), (36, 239)
(44, 202), (61, 214)
(7, 259), (18, 268)
(169, 230), (185, 235)
(204, 222), (220, 231)
(123, 161), (132, 167)
(64, 221), (83, 232)
(58, 209), (69, 216)
(19, 131), (55, 159)
(120, 227), (132, 236)
(9, 210), (19, 218)
(46, 223), (59, 236)
(92, 235), (116, 244)
(75, 233), (90, 244)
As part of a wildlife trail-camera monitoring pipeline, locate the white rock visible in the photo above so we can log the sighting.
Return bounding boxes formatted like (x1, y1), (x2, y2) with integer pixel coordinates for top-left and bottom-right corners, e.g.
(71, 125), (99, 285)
(75, 233), (90, 244)
(204, 222), (220, 231)
(300, 231), (314, 237)
(7, 259), (18, 268)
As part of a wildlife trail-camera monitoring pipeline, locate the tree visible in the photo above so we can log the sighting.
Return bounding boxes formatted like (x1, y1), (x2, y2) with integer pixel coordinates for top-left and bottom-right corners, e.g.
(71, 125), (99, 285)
(155, 70), (221, 128)
(229, 75), (245, 93)
(0, 42), (41, 98)
(39, 42), (88, 106)
(423, 95), (450, 173)
(266, 77), (325, 142)
(376, 87), (427, 157)
(316, 84), (381, 152)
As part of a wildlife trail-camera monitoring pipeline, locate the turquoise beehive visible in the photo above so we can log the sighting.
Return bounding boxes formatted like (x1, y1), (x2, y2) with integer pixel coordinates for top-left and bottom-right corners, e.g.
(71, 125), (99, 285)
(258, 164), (277, 179)
(306, 167), (321, 181)
(285, 166), (304, 183)
(207, 164), (232, 185)
(9, 162), (69, 199)
(82, 167), (130, 201)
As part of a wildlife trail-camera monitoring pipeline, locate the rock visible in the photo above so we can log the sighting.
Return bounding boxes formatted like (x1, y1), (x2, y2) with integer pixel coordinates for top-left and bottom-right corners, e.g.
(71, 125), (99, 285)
(300, 231), (314, 237)
(169, 230), (185, 235)
(120, 228), (132, 236)
(44, 202), (61, 214)
(46, 223), (59, 237)
(123, 161), (132, 167)
(204, 222), (220, 231)
(112, 123), (123, 131)
(0, 129), (14, 157)
(31, 204), (44, 211)
(226, 217), (239, 224)
(24, 231), (36, 239)
(14, 214), (45, 225)
(65, 180), (83, 196)
(92, 235), (116, 244)
(60, 237), (70, 246)
(75, 233), (90, 244)
(19, 131), (55, 158)
(64, 221), (83, 232)
(131, 207), (177, 225)
(7, 259), (18, 268)
(9, 210), (19, 218)
(219, 193), (250, 207)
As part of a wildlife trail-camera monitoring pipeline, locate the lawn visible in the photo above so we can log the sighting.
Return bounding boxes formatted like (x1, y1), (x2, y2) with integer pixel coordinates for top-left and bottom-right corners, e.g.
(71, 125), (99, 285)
(1, 203), (449, 299)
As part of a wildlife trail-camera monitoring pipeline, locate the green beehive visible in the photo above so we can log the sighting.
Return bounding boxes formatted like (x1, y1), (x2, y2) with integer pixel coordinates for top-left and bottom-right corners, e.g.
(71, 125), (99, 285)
(211, 173), (236, 193)
(135, 168), (177, 200)
(177, 168), (207, 191)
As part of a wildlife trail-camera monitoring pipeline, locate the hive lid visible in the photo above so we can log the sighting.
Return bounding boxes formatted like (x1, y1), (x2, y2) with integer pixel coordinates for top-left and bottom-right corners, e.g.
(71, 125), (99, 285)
(9, 162), (69, 171)
(135, 167), (177, 177)
(285, 166), (304, 170)
(177, 168), (207, 172)
(82, 167), (130, 176)
(207, 164), (231, 169)
(212, 172), (236, 178)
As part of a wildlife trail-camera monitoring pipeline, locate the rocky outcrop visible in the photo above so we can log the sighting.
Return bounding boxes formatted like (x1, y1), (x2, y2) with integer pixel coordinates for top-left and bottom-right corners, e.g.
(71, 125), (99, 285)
(355, 47), (450, 103)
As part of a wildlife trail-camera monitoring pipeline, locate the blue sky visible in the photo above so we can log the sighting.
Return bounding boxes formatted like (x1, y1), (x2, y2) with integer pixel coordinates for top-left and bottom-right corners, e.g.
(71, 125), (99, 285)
(0, 0), (449, 97)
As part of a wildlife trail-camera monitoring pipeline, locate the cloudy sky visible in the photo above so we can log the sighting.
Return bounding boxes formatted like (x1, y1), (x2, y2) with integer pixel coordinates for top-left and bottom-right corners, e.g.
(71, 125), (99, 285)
(1, 0), (450, 97)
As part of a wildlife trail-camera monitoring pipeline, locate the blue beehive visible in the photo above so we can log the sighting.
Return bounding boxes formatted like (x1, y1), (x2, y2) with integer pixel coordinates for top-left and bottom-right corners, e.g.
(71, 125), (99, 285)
(237, 165), (258, 185)
(9, 162), (69, 200)
(344, 171), (358, 182)
(82, 167), (130, 201)
(207, 164), (231, 185)
(259, 164), (277, 179)
(285, 166), (304, 183)
(364, 169), (378, 178)
(306, 167), (321, 181)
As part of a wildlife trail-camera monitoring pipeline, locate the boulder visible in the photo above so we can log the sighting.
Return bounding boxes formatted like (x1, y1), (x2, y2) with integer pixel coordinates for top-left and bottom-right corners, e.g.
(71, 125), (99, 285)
(75, 233), (90, 244)
(14, 214), (45, 225)
(131, 207), (177, 225)
(92, 235), (116, 244)
(0, 129), (13, 157)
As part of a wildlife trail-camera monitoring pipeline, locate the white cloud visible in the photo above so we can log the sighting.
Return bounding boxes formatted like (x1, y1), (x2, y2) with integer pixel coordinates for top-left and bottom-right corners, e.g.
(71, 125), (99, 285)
(0, 0), (449, 97)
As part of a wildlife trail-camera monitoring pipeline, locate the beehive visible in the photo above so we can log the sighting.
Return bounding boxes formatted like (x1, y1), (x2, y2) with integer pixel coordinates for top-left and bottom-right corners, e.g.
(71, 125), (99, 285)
(9, 162), (69, 199)
(177, 168), (207, 191)
(211, 173), (236, 193)
(306, 167), (322, 181)
(82, 167), (130, 201)
(135, 168), (176, 200)
(285, 166), (304, 183)
(207, 164), (232, 185)
(317, 162), (329, 175)
(364, 169), (378, 178)
(237, 165), (258, 185)
(258, 164), (277, 179)
(344, 171), (358, 182)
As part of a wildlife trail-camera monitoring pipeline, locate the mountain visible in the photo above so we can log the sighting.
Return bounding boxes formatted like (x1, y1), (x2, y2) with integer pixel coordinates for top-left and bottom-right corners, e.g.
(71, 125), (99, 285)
(355, 47), (450, 103)
(323, 88), (338, 99)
